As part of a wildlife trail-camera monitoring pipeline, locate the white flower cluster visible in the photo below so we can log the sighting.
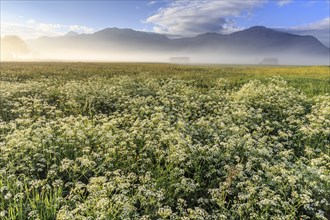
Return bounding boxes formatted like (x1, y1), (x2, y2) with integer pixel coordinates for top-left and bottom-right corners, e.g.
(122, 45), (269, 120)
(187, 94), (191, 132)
(0, 71), (329, 219)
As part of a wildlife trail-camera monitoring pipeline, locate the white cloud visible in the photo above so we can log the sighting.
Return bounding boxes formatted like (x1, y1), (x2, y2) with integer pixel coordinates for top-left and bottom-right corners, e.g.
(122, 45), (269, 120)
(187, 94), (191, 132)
(148, 1), (156, 6)
(145, 0), (265, 37)
(0, 20), (94, 39)
(277, 0), (293, 7)
(37, 23), (63, 33)
(27, 19), (36, 24)
(293, 17), (330, 30)
(0, 22), (57, 39)
(278, 17), (330, 47)
(69, 25), (94, 33)
(148, 0), (166, 6)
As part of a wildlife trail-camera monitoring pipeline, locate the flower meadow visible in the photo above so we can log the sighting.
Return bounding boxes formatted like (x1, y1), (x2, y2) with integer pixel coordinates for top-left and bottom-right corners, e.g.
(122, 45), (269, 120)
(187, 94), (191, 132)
(0, 63), (329, 219)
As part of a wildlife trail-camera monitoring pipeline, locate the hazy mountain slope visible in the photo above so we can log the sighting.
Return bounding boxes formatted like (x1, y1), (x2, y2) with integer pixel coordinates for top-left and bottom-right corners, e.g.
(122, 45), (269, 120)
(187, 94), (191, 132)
(26, 26), (329, 64)
(228, 26), (329, 54)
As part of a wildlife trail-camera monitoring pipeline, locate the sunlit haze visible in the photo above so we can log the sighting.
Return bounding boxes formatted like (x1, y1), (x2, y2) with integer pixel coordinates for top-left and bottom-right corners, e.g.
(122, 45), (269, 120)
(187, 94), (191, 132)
(1, 0), (329, 64)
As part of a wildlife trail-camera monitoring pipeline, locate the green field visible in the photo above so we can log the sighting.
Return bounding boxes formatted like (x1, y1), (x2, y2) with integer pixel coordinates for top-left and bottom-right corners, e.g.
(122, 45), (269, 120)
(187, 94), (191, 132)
(0, 63), (329, 219)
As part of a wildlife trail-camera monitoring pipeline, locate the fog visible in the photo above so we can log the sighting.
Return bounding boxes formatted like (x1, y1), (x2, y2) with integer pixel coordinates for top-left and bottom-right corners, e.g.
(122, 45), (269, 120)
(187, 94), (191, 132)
(1, 30), (329, 66)
(2, 49), (328, 66)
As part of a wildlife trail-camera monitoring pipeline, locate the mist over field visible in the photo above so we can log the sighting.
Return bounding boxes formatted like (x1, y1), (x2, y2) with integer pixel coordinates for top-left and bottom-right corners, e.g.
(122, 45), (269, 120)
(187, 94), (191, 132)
(1, 26), (329, 65)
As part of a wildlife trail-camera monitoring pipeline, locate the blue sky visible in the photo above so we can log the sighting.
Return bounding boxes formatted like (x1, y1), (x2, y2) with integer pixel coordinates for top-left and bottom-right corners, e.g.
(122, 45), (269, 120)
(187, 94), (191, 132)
(1, 0), (329, 45)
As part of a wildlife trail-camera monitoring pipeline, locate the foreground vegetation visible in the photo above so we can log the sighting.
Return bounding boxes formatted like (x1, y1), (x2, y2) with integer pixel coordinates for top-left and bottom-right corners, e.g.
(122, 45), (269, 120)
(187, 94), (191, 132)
(0, 63), (329, 219)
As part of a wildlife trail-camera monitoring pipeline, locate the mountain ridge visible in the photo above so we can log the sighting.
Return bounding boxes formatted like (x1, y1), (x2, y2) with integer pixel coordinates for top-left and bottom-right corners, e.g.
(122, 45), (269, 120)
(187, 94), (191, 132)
(26, 26), (329, 65)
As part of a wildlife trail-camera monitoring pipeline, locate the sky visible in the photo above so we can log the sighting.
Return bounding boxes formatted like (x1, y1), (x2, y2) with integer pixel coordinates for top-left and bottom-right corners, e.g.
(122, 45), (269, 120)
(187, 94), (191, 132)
(1, 0), (329, 46)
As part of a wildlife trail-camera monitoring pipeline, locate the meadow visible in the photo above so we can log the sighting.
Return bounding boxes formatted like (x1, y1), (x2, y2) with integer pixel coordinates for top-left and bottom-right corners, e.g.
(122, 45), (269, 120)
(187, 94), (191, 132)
(0, 62), (329, 219)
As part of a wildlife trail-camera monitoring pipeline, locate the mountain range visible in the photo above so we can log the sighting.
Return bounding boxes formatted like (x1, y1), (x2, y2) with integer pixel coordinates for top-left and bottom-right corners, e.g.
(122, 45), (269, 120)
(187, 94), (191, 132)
(27, 26), (329, 65)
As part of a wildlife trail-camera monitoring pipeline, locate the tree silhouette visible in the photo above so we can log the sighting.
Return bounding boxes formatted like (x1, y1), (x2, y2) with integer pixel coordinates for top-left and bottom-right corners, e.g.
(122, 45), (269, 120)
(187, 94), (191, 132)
(1, 35), (29, 60)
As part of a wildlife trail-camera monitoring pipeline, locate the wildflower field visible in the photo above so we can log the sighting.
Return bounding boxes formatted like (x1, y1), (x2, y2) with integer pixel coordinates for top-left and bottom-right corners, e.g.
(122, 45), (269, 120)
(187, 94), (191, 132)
(0, 63), (329, 219)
